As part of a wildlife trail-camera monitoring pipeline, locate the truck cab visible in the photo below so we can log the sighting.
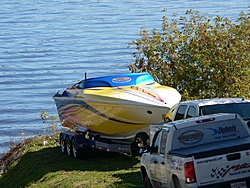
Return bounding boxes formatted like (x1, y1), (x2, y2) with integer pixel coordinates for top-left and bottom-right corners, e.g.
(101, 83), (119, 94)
(173, 98), (250, 128)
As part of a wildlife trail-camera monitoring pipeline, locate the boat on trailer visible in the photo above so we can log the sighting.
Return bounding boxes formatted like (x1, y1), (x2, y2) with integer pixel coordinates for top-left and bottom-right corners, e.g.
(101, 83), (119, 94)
(53, 72), (181, 145)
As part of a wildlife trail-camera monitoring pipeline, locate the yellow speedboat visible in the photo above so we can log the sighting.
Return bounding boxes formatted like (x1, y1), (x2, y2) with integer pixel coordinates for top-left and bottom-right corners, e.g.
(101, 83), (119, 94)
(53, 72), (181, 142)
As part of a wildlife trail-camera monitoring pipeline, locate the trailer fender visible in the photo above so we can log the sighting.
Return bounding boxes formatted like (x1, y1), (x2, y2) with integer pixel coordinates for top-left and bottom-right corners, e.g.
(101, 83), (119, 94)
(71, 134), (85, 149)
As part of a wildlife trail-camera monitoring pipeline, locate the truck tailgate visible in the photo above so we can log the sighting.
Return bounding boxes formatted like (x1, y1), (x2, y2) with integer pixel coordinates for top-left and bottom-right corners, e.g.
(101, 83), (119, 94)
(194, 149), (250, 187)
(169, 137), (250, 186)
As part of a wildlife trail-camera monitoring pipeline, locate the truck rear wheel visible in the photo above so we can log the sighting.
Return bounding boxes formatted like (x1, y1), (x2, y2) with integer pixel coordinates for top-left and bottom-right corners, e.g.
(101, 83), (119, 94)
(144, 173), (153, 188)
(135, 132), (149, 147)
(173, 176), (181, 188)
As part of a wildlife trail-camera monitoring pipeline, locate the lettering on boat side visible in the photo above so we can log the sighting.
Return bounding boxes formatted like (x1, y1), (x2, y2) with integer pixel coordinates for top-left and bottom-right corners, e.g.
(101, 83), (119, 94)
(112, 77), (131, 83)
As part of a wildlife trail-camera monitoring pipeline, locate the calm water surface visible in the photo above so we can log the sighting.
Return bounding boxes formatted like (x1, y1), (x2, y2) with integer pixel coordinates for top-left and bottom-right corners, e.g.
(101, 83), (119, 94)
(0, 0), (249, 157)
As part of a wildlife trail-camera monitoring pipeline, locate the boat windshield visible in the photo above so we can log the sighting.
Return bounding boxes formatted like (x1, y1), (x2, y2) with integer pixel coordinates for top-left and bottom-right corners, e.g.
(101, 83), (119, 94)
(200, 103), (250, 120)
(79, 72), (155, 89)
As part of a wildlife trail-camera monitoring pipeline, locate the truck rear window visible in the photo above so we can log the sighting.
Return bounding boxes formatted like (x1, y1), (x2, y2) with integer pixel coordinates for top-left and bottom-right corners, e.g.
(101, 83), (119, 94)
(200, 103), (250, 120)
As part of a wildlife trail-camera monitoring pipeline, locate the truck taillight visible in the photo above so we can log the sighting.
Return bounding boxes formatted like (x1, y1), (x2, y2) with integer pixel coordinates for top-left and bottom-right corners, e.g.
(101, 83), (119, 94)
(184, 162), (197, 184)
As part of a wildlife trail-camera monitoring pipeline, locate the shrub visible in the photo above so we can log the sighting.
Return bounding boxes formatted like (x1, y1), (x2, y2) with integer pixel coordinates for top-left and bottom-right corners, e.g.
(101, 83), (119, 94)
(128, 9), (250, 100)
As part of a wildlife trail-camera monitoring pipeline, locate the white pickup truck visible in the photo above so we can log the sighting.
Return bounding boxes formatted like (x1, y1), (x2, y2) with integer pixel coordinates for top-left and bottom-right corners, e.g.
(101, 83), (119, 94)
(140, 113), (250, 188)
(168, 98), (250, 128)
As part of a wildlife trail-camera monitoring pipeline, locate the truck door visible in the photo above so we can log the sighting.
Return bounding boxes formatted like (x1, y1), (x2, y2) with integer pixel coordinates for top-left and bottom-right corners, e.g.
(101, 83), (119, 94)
(149, 130), (169, 187)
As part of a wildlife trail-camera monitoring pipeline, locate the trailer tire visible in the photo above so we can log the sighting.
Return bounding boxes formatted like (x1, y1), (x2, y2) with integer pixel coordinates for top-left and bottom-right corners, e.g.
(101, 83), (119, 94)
(144, 173), (153, 188)
(65, 136), (72, 157)
(72, 137), (84, 159)
(72, 138), (78, 159)
(60, 134), (67, 154)
(135, 132), (149, 147)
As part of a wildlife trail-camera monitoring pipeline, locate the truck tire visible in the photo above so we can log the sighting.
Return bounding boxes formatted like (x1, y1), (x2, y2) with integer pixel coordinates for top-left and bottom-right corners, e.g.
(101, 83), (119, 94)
(173, 176), (182, 188)
(144, 173), (153, 188)
(60, 134), (67, 154)
(135, 132), (149, 147)
(65, 136), (72, 157)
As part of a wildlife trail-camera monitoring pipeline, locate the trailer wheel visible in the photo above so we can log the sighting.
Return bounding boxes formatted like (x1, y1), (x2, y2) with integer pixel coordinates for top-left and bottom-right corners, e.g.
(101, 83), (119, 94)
(135, 132), (149, 147)
(65, 136), (72, 157)
(144, 173), (153, 188)
(60, 134), (67, 154)
(71, 137), (84, 159)
(72, 138), (78, 159)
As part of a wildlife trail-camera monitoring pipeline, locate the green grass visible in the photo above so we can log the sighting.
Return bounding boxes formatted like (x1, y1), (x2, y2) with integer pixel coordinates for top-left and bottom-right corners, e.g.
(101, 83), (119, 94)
(0, 136), (144, 188)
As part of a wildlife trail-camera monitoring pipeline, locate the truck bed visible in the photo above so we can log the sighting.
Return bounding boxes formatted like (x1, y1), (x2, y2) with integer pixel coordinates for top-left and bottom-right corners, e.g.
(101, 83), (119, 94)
(169, 137), (250, 159)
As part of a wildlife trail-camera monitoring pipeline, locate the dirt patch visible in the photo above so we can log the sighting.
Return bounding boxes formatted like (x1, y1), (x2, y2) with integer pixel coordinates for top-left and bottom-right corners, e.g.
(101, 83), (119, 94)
(0, 138), (33, 175)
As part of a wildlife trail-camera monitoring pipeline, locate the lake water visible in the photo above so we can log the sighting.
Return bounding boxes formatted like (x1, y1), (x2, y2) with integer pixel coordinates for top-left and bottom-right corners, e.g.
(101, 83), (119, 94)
(0, 0), (249, 157)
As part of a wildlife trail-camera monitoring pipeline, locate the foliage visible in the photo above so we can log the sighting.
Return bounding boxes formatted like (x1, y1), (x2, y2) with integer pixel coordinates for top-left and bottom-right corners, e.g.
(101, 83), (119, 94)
(0, 112), (144, 187)
(128, 9), (250, 100)
(40, 110), (59, 136)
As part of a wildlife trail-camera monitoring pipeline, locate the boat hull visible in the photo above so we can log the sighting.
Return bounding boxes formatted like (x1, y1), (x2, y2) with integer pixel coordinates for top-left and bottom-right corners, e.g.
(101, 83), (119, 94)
(53, 97), (180, 140)
(53, 72), (181, 140)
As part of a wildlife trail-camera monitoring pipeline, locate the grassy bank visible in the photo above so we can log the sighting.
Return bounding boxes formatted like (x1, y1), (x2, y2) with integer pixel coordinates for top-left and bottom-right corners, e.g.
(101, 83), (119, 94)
(0, 136), (143, 188)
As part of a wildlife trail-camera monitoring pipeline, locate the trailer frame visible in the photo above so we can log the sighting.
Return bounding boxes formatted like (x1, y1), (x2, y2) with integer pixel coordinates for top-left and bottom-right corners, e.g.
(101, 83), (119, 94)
(59, 130), (143, 159)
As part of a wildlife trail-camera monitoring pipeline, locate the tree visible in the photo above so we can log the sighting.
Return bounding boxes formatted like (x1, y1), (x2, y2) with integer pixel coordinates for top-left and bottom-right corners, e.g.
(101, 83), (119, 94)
(128, 9), (250, 101)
